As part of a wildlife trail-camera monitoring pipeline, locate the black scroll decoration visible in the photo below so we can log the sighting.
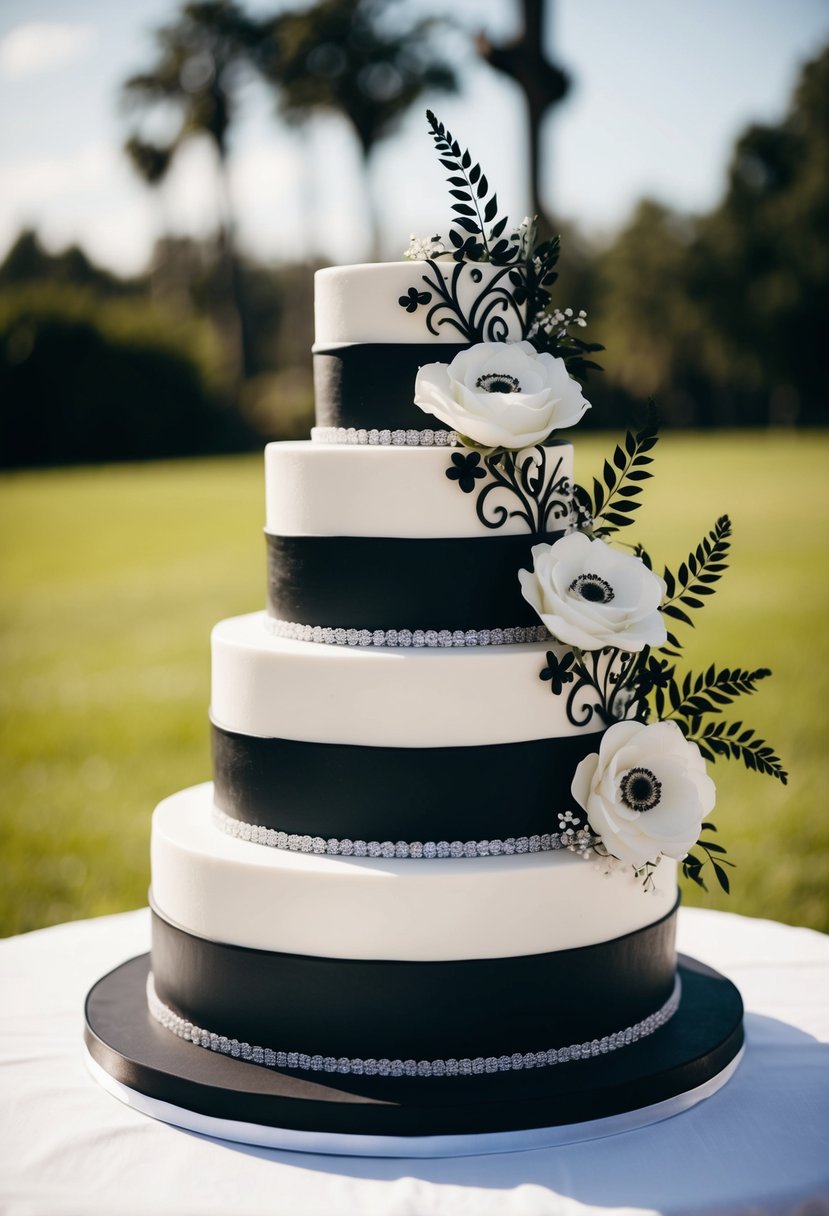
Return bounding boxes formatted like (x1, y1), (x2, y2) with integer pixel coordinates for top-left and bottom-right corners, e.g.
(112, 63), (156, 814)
(563, 647), (643, 729)
(398, 258), (528, 343)
(472, 447), (573, 533)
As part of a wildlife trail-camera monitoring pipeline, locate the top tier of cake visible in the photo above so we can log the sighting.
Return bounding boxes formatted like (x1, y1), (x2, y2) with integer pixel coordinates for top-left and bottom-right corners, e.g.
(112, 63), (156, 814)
(313, 260), (527, 433)
(314, 262), (526, 346)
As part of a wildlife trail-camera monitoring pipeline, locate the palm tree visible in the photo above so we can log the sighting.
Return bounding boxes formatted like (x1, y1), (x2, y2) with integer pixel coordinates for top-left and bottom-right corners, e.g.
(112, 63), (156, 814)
(121, 1), (263, 389)
(476, 0), (570, 239)
(261, 0), (457, 260)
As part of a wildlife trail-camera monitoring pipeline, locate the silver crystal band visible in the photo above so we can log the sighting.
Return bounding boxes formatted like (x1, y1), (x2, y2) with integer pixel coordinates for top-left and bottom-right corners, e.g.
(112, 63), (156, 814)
(265, 619), (550, 648)
(147, 973), (682, 1078)
(311, 426), (460, 447)
(213, 806), (577, 859)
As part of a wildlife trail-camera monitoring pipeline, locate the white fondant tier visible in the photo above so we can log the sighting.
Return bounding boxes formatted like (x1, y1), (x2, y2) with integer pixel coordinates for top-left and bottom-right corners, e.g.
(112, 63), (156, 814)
(264, 441), (574, 539)
(212, 612), (600, 747)
(151, 783), (678, 962)
(314, 262), (526, 346)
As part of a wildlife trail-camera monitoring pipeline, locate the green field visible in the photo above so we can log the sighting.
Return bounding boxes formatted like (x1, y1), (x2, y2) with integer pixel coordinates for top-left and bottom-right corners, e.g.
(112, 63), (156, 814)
(1, 432), (827, 937)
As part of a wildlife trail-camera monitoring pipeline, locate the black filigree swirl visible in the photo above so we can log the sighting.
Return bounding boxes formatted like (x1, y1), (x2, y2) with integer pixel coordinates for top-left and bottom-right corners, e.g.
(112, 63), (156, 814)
(399, 259), (528, 343)
(563, 647), (646, 728)
(472, 448), (572, 533)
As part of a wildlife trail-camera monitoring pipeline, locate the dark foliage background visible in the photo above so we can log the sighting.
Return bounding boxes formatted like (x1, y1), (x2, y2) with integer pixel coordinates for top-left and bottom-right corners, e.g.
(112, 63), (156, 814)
(1, 20), (826, 469)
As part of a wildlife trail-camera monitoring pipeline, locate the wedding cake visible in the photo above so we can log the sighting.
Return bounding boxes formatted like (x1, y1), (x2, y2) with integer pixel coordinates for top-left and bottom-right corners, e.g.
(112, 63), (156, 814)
(85, 114), (785, 1150)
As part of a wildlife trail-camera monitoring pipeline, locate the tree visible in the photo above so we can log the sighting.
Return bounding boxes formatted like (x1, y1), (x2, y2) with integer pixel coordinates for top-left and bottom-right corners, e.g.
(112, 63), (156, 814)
(686, 46), (829, 424)
(261, 0), (457, 259)
(475, 0), (570, 239)
(594, 47), (829, 428)
(121, 1), (264, 389)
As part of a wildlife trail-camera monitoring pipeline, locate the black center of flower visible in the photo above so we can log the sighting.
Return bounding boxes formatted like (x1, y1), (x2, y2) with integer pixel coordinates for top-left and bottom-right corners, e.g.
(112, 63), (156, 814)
(475, 372), (520, 394)
(568, 573), (615, 603)
(619, 767), (662, 812)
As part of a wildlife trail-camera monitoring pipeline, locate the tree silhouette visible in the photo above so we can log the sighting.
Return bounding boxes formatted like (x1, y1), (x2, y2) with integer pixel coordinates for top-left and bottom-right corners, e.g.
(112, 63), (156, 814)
(592, 47), (829, 429)
(261, 0), (456, 259)
(687, 45), (829, 425)
(121, 0), (263, 389)
(476, 0), (569, 239)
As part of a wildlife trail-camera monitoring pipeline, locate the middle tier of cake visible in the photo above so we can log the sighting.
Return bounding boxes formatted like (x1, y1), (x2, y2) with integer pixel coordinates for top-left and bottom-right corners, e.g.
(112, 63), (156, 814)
(210, 612), (608, 843)
(263, 440), (575, 635)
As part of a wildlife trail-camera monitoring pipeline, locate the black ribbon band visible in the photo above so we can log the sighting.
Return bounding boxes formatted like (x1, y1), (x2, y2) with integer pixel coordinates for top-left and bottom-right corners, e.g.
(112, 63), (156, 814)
(211, 721), (603, 842)
(150, 900), (679, 1063)
(314, 343), (468, 431)
(266, 532), (562, 632)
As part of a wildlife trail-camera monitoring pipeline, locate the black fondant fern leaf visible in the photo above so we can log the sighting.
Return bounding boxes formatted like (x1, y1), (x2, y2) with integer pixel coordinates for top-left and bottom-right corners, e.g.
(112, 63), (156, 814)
(678, 717), (788, 783)
(682, 828), (735, 893)
(664, 666), (773, 719)
(660, 516), (731, 642)
(426, 110), (517, 264)
(577, 416), (659, 538)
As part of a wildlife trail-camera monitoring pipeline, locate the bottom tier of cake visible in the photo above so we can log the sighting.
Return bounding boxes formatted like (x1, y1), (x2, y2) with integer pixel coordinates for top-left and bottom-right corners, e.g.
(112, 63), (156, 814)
(82, 781), (743, 1143)
(85, 952), (745, 1145)
(147, 783), (682, 1070)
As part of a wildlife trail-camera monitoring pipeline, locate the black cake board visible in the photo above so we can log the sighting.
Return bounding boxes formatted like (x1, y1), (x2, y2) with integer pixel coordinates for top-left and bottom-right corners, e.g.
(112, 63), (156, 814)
(84, 952), (744, 1158)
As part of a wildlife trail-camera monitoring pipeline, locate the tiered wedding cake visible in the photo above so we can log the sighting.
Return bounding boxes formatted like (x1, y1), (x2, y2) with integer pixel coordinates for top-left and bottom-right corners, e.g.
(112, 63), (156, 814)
(86, 115), (777, 1148)
(147, 259), (681, 1086)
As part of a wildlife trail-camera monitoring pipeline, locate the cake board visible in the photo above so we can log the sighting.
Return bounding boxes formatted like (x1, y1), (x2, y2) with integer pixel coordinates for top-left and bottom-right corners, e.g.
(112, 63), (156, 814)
(84, 952), (744, 1158)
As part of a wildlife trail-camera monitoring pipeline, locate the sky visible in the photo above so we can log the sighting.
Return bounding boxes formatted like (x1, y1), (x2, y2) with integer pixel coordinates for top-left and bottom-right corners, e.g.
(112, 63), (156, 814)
(0, 0), (827, 274)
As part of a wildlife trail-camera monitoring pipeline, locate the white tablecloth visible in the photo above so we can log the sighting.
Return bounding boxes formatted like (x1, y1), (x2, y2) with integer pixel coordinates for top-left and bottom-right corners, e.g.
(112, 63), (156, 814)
(1, 907), (828, 1216)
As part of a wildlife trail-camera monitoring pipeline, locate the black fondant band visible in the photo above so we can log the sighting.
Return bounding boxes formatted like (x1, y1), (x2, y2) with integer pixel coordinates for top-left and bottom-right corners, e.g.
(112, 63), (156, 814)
(266, 532), (562, 632)
(86, 951), (745, 1136)
(150, 901), (678, 1064)
(211, 721), (604, 841)
(314, 343), (468, 431)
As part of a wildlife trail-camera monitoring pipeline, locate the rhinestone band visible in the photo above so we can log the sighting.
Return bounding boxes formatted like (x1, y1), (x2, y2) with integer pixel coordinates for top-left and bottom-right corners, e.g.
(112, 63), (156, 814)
(266, 619), (550, 648)
(213, 806), (572, 859)
(311, 426), (460, 447)
(147, 973), (681, 1077)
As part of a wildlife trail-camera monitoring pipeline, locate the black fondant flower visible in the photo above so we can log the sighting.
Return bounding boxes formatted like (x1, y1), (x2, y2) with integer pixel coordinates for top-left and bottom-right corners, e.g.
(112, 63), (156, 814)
(636, 657), (674, 696)
(398, 287), (431, 313)
(445, 450), (487, 494)
(539, 650), (575, 695)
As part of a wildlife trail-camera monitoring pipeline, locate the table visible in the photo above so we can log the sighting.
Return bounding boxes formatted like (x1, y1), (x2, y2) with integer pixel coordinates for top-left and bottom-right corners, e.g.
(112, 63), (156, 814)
(2, 907), (828, 1216)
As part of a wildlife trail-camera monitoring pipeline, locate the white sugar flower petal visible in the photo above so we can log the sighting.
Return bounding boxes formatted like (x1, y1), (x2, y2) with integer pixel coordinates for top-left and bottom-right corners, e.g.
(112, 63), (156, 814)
(414, 340), (590, 450)
(571, 720), (716, 868)
(519, 533), (667, 652)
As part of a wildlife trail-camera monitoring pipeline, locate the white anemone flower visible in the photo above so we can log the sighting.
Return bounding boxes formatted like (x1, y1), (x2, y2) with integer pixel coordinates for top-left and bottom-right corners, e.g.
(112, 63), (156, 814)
(413, 340), (590, 450)
(571, 719), (716, 868)
(518, 532), (667, 652)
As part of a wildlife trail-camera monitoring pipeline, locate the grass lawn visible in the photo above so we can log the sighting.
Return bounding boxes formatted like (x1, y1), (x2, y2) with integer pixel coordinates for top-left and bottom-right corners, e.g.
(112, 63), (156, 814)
(1, 431), (827, 937)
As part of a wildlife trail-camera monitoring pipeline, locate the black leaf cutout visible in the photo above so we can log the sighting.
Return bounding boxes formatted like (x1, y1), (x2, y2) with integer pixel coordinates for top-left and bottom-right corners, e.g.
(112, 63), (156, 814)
(682, 829), (736, 893)
(574, 414), (659, 538)
(426, 110), (519, 264)
(678, 717), (788, 784)
(659, 516), (732, 652)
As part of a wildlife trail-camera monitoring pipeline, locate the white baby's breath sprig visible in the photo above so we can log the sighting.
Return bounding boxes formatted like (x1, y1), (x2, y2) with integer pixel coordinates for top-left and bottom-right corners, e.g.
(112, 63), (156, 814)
(403, 233), (448, 261)
(528, 306), (589, 341)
